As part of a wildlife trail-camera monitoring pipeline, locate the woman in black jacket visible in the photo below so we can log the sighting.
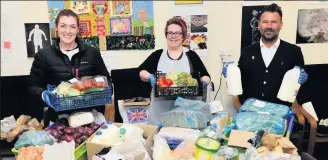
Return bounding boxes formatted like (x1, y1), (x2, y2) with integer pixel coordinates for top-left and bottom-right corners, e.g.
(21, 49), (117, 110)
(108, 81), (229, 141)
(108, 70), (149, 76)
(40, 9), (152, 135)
(138, 17), (211, 125)
(27, 9), (111, 126)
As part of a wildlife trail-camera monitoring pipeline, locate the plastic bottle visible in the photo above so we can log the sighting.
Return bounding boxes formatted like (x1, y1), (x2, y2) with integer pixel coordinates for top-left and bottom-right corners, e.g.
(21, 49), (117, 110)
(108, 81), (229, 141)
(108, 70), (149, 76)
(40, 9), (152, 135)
(277, 67), (301, 103)
(101, 121), (120, 146)
(226, 64), (243, 96)
(91, 131), (103, 144)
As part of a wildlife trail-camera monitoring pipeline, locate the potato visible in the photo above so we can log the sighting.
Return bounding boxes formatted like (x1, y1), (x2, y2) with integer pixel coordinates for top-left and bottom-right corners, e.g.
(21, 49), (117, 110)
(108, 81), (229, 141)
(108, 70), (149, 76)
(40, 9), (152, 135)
(256, 146), (269, 155)
(273, 146), (283, 153)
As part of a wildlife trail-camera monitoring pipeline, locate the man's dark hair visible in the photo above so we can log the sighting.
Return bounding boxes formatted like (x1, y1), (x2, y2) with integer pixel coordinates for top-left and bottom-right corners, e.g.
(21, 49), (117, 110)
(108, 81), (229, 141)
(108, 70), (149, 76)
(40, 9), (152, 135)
(259, 3), (283, 20)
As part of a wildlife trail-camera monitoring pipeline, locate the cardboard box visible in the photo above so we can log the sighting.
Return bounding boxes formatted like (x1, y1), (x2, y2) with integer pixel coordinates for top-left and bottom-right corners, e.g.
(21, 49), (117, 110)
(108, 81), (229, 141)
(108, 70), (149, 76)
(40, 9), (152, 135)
(86, 123), (158, 160)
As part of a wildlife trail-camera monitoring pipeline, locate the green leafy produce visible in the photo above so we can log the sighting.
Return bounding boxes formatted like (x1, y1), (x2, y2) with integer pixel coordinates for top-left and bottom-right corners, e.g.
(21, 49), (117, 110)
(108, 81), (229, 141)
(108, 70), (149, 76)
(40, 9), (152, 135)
(165, 72), (198, 87)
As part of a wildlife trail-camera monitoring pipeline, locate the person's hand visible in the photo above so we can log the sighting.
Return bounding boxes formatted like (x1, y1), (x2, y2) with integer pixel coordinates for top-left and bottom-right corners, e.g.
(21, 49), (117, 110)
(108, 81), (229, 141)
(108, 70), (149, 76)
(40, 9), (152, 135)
(295, 66), (308, 84)
(42, 90), (53, 108)
(222, 62), (234, 78)
(45, 38), (47, 41)
(28, 38), (31, 42)
(149, 74), (156, 88)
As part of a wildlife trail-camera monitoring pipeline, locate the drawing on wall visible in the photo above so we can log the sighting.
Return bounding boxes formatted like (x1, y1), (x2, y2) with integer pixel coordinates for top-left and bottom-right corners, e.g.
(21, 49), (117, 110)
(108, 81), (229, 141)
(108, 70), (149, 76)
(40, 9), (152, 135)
(190, 33), (207, 50)
(175, 0), (203, 5)
(48, 1), (65, 39)
(25, 23), (51, 57)
(110, 17), (132, 35)
(241, 5), (266, 51)
(132, 1), (154, 35)
(47, 0), (155, 50)
(297, 8), (328, 44)
(191, 15), (207, 33)
(79, 20), (92, 37)
(70, 0), (90, 14)
(110, 1), (132, 17)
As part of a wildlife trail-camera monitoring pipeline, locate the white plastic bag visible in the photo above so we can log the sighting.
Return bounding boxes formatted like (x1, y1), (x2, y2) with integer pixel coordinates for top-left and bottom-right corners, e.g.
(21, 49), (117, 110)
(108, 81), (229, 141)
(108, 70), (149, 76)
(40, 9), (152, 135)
(1, 115), (16, 132)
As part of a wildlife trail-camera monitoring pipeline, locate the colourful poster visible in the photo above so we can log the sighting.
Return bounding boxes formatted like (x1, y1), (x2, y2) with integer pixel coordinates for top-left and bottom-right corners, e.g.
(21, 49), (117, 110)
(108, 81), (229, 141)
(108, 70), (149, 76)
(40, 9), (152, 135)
(79, 20), (91, 37)
(70, 0), (90, 14)
(91, 0), (109, 17)
(48, 1), (65, 28)
(110, 1), (132, 17)
(110, 17), (132, 35)
(132, 1), (154, 35)
(175, 0), (203, 5)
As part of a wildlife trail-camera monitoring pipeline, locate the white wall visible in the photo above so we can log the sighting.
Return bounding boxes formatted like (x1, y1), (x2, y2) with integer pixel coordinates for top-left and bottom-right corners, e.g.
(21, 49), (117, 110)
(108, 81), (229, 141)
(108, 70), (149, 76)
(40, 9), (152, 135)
(1, 1), (328, 112)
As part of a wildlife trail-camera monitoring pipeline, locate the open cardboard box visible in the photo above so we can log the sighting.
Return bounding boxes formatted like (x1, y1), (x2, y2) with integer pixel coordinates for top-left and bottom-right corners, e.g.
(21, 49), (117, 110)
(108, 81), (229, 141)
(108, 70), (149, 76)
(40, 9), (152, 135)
(86, 123), (158, 160)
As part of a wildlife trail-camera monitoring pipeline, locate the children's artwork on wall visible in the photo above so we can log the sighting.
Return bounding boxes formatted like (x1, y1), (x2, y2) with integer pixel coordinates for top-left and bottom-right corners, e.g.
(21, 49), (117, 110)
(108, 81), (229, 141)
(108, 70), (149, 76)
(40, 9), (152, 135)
(241, 5), (266, 51)
(110, 1), (132, 17)
(48, 1), (65, 39)
(79, 20), (92, 37)
(132, 1), (154, 35)
(175, 0), (203, 5)
(297, 8), (328, 44)
(190, 33), (207, 50)
(110, 17), (132, 35)
(47, 0), (155, 50)
(25, 23), (51, 57)
(191, 15), (207, 33)
(70, 0), (90, 15)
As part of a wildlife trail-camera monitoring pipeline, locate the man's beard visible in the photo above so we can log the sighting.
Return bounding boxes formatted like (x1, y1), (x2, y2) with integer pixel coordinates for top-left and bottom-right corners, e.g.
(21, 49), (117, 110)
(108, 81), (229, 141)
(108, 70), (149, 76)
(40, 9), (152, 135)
(261, 29), (279, 42)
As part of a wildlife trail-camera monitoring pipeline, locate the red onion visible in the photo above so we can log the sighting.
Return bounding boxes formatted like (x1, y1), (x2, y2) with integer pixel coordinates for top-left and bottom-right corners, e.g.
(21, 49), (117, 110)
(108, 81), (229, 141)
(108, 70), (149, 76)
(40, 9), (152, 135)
(77, 127), (85, 134)
(44, 128), (51, 134)
(75, 138), (82, 144)
(85, 128), (95, 136)
(55, 124), (66, 131)
(92, 124), (100, 131)
(65, 135), (74, 142)
(50, 130), (61, 138)
(80, 135), (88, 142)
(59, 135), (66, 141)
(72, 132), (81, 139)
(64, 128), (74, 134)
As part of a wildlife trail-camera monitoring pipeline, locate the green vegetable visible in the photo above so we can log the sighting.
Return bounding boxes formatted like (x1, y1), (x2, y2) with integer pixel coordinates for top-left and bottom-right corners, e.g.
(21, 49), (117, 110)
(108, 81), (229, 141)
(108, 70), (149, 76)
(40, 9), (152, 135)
(82, 87), (106, 94)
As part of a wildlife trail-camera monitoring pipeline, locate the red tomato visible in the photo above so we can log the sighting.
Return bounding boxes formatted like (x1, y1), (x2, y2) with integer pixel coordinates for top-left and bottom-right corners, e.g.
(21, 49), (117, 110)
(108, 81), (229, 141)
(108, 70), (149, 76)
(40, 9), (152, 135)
(165, 79), (173, 86)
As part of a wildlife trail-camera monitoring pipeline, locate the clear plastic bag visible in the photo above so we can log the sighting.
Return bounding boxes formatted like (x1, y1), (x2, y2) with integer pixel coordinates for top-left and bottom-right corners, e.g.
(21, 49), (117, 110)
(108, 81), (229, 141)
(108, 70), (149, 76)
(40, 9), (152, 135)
(240, 98), (292, 118)
(215, 146), (239, 159)
(160, 97), (212, 129)
(14, 130), (55, 149)
(235, 112), (286, 135)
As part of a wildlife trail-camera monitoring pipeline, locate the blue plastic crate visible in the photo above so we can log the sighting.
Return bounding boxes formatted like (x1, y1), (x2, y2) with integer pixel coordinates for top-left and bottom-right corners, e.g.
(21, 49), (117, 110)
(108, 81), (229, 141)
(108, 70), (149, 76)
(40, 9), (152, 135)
(47, 85), (112, 112)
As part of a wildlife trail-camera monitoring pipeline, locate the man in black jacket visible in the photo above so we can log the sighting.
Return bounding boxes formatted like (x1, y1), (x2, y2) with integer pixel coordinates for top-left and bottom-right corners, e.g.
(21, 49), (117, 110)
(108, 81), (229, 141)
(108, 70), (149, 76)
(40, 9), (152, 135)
(224, 3), (308, 107)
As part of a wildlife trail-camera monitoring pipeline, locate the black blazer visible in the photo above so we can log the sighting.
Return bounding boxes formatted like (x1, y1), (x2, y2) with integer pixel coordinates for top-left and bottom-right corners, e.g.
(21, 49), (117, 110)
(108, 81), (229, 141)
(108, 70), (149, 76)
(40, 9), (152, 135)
(238, 40), (305, 106)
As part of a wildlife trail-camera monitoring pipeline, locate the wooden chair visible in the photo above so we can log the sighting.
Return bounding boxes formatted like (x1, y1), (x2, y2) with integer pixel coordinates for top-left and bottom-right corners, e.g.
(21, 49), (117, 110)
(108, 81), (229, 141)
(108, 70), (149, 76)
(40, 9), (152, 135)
(295, 64), (328, 155)
(232, 96), (306, 151)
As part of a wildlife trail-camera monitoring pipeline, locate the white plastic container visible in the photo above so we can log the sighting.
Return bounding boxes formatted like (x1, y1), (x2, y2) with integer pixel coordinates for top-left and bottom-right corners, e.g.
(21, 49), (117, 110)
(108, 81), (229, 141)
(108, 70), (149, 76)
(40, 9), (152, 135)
(226, 64), (243, 96)
(91, 131), (103, 144)
(101, 121), (120, 146)
(277, 67), (301, 103)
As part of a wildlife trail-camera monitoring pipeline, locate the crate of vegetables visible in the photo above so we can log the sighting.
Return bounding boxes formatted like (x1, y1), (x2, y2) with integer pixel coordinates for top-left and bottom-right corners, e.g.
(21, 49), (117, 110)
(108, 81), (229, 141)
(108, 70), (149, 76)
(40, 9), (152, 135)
(48, 75), (112, 112)
(12, 120), (103, 160)
(155, 71), (203, 97)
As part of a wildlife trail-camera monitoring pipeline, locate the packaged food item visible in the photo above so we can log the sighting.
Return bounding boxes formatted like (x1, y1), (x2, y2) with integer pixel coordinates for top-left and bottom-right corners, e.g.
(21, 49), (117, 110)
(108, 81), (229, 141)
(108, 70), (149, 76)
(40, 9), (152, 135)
(195, 137), (220, 160)
(93, 75), (108, 88)
(81, 76), (95, 90)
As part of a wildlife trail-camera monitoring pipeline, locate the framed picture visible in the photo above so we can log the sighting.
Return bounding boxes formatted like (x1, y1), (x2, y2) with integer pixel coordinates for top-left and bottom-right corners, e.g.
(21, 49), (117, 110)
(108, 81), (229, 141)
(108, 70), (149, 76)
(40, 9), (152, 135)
(110, 1), (132, 17)
(79, 20), (92, 37)
(110, 17), (132, 35)
(24, 23), (51, 57)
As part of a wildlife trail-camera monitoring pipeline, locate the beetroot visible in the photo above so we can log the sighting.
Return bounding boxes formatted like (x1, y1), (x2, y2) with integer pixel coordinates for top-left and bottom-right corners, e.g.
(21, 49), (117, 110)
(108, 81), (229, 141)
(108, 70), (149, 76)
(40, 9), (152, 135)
(55, 124), (66, 131)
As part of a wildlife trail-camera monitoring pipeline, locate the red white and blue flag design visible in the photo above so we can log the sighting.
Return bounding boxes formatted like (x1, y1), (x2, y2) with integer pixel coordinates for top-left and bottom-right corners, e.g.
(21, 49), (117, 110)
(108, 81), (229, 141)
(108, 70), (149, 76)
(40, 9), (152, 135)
(127, 107), (148, 123)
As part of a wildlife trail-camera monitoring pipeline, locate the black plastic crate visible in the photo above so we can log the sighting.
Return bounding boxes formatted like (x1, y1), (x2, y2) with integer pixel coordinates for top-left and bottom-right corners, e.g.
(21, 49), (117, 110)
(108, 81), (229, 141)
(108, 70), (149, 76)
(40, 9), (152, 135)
(154, 71), (203, 97)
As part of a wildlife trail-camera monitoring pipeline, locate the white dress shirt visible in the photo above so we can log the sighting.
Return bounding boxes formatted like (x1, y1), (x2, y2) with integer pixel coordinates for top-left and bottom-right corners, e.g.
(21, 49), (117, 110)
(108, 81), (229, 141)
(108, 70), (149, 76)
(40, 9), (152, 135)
(260, 38), (280, 68)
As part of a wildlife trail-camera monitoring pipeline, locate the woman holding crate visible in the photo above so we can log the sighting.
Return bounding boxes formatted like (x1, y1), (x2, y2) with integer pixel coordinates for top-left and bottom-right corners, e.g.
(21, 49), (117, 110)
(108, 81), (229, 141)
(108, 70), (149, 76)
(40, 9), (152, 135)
(139, 17), (211, 125)
(27, 9), (111, 127)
